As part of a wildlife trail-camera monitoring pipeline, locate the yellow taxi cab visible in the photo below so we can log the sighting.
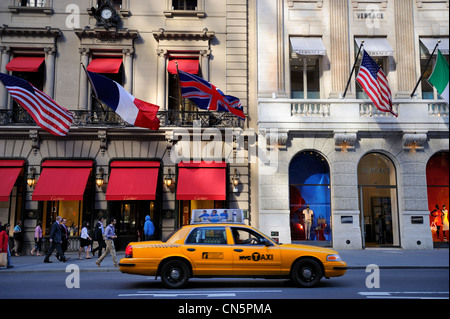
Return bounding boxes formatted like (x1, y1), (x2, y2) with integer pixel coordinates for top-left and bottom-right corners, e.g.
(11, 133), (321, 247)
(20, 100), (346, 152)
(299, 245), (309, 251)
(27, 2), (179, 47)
(119, 209), (347, 289)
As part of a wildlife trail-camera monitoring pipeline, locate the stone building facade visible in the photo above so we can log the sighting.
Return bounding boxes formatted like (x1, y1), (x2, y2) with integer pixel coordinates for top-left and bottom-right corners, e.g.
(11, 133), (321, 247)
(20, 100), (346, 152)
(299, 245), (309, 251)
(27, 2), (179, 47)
(0, 0), (252, 252)
(255, 0), (449, 249)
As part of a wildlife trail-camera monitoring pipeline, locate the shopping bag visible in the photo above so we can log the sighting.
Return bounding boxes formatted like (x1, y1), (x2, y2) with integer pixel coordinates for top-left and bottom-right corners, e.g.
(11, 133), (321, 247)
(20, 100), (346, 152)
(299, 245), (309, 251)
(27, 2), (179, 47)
(0, 252), (7, 267)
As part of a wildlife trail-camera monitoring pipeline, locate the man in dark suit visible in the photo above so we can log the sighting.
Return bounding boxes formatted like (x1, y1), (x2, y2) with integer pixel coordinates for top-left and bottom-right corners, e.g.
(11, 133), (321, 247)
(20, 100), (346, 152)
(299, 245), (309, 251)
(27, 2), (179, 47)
(44, 216), (70, 263)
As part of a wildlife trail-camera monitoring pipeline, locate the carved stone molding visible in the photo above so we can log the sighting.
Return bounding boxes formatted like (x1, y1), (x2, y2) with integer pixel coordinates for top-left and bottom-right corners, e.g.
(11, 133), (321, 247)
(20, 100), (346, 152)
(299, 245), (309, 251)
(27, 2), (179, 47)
(260, 128), (289, 150)
(403, 132), (428, 152)
(334, 132), (357, 152)
(98, 130), (107, 155)
(29, 130), (39, 156)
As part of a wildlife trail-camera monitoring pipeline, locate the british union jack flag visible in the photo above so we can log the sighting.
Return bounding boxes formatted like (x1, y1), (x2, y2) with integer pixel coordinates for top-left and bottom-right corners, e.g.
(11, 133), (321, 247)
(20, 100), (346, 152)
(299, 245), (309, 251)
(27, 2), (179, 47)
(178, 70), (245, 120)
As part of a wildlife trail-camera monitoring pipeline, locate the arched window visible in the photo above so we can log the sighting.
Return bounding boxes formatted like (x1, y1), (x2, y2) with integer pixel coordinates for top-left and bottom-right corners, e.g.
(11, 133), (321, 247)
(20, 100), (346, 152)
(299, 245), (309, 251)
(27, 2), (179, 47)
(426, 152), (449, 242)
(289, 151), (331, 243)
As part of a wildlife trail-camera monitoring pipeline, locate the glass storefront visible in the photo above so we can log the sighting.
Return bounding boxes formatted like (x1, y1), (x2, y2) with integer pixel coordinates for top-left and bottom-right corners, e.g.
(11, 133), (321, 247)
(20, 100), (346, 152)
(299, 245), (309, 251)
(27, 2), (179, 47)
(358, 153), (399, 247)
(426, 152), (449, 243)
(289, 151), (331, 243)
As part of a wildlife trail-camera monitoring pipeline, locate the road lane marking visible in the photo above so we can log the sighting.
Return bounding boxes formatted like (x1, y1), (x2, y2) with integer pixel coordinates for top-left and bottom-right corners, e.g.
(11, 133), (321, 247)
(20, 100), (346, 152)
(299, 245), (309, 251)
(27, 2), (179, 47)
(119, 289), (283, 298)
(359, 291), (449, 299)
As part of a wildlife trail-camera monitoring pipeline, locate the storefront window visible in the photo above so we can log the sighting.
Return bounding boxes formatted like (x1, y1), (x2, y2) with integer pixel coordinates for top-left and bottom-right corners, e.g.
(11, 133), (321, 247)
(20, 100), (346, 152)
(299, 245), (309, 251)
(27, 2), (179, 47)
(289, 151), (331, 243)
(426, 152), (449, 243)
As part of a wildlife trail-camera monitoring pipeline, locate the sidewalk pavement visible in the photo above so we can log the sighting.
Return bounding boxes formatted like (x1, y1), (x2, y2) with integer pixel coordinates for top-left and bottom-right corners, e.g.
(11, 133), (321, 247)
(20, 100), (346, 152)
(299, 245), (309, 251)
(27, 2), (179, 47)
(0, 248), (448, 274)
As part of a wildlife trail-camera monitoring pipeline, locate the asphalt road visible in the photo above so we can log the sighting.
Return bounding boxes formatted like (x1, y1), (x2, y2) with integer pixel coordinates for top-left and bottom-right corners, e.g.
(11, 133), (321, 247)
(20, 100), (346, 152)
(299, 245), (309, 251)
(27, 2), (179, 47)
(1, 268), (448, 300)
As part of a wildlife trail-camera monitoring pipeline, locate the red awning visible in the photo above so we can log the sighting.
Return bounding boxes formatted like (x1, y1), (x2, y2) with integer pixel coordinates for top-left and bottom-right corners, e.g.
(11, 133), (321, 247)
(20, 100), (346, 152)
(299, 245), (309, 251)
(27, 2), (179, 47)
(176, 162), (227, 201)
(167, 59), (199, 75)
(6, 56), (45, 72)
(87, 58), (123, 74)
(106, 161), (161, 201)
(0, 160), (25, 202)
(32, 160), (93, 201)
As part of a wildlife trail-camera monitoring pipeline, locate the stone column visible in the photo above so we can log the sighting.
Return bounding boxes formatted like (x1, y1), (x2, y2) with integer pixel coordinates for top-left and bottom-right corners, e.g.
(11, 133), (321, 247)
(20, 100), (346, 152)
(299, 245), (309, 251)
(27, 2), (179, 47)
(157, 49), (167, 110)
(122, 48), (134, 93)
(200, 49), (210, 81)
(78, 48), (89, 110)
(0, 46), (10, 109)
(44, 47), (56, 98)
(329, 0), (350, 98)
(394, 0), (416, 98)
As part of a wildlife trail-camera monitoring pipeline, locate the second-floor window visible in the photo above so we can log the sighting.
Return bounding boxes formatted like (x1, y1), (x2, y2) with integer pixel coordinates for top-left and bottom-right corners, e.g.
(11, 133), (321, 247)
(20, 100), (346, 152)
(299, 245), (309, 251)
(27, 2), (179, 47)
(172, 0), (197, 10)
(97, 0), (122, 10)
(289, 37), (325, 99)
(18, 0), (46, 7)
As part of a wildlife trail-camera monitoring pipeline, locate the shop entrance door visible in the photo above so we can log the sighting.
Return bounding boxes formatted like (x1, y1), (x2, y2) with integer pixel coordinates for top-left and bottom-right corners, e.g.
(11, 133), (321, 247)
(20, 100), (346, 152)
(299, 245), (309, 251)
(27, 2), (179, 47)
(114, 201), (156, 250)
(358, 153), (400, 248)
(358, 186), (399, 247)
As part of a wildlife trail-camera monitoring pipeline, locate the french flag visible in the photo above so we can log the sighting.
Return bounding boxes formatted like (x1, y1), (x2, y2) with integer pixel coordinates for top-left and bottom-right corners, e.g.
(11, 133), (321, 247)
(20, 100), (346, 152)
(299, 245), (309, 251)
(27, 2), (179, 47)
(87, 71), (160, 131)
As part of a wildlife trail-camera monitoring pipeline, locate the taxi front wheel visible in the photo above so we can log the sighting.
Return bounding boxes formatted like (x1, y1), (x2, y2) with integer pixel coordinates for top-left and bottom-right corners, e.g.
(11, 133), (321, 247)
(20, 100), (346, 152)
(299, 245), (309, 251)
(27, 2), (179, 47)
(160, 260), (190, 289)
(290, 258), (323, 288)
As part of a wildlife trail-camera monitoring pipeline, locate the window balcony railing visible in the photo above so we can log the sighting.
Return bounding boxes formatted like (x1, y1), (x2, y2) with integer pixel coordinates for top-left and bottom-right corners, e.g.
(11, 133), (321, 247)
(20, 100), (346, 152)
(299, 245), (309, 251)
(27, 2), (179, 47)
(0, 109), (245, 129)
(259, 98), (449, 132)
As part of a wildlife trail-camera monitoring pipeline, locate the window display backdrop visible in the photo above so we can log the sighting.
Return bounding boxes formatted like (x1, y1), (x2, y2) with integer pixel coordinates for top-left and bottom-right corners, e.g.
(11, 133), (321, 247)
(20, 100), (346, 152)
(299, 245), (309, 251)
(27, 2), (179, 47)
(289, 152), (331, 242)
(426, 152), (449, 242)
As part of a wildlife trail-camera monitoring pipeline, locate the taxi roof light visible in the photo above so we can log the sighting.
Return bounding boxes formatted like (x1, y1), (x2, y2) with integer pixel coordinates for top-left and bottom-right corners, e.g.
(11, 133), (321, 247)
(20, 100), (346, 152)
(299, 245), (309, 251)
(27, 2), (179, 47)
(190, 209), (245, 224)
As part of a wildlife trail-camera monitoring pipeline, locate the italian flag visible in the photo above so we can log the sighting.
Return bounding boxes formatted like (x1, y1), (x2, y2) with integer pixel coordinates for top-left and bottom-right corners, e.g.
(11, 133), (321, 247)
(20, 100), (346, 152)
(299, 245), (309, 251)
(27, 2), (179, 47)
(428, 50), (449, 105)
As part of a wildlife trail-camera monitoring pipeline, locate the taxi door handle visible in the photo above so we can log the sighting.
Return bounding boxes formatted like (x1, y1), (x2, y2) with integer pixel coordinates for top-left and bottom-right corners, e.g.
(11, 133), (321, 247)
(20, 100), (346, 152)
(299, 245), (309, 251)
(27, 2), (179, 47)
(187, 248), (196, 252)
(234, 249), (243, 252)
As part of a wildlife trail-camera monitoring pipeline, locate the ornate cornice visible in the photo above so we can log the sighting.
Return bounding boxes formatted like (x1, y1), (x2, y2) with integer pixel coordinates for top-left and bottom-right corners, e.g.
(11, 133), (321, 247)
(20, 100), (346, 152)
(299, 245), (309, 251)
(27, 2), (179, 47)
(0, 25), (61, 37)
(152, 28), (215, 41)
(74, 27), (139, 40)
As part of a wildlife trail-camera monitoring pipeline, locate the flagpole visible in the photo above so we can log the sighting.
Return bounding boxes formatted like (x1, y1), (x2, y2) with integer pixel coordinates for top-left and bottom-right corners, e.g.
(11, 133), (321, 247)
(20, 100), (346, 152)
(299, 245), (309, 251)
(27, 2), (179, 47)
(80, 62), (98, 98)
(410, 40), (440, 99)
(81, 62), (108, 112)
(175, 62), (185, 113)
(343, 41), (364, 98)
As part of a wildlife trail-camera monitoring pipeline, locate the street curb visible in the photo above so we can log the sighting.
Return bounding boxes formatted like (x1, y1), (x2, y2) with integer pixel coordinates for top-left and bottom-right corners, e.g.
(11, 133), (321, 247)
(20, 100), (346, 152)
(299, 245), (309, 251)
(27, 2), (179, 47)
(346, 266), (449, 270)
(2, 265), (448, 274)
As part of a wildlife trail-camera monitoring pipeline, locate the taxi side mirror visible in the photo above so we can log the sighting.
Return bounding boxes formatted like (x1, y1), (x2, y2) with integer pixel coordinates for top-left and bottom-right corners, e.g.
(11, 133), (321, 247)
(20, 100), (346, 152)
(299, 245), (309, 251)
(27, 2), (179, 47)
(262, 239), (272, 246)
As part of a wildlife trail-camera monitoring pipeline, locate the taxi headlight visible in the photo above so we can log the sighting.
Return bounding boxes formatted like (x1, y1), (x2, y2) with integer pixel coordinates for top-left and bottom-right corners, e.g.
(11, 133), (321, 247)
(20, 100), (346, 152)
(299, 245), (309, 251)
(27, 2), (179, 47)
(326, 254), (341, 262)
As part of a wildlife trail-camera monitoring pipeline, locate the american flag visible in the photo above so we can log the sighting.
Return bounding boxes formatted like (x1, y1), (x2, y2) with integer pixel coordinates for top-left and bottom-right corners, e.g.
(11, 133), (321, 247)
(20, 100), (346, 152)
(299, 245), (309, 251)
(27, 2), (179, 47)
(178, 70), (246, 120)
(0, 73), (73, 136)
(356, 51), (397, 117)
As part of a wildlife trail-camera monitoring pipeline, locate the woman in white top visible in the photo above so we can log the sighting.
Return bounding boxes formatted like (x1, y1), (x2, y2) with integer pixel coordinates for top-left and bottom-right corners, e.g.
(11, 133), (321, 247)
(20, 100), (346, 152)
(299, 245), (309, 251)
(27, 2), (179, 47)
(78, 221), (93, 260)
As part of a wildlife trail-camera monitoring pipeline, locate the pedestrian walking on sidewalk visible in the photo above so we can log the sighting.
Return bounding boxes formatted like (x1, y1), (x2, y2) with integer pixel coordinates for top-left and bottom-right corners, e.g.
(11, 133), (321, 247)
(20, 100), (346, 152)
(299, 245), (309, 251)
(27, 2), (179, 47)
(11, 220), (22, 256)
(96, 219), (118, 267)
(144, 215), (155, 241)
(30, 221), (43, 256)
(44, 216), (70, 263)
(92, 217), (105, 257)
(0, 224), (13, 269)
(78, 221), (93, 260)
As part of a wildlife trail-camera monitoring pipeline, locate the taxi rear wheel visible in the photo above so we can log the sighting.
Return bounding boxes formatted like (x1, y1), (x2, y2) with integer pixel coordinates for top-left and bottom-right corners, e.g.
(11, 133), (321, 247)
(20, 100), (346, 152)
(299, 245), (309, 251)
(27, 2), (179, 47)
(160, 260), (190, 289)
(290, 258), (323, 288)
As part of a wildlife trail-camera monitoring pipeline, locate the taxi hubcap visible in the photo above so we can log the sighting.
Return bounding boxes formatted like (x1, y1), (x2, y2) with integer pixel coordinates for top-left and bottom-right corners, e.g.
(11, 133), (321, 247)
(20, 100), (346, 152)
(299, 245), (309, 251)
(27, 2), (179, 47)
(170, 268), (181, 281)
(302, 268), (313, 280)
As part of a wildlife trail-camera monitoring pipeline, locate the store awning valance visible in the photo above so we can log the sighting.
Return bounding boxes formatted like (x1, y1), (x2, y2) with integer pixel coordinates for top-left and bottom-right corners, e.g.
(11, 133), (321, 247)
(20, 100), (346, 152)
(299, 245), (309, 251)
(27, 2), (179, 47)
(355, 37), (394, 56)
(290, 37), (326, 56)
(176, 162), (227, 201)
(106, 161), (161, 201)
(32, 160), (93, 201)
(6, 56), (45, 72)
(86, 58), (123, 74)
(420, 38), (449, 55)
(0, 160), (25, 202)
(167, 59), (199, 75)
